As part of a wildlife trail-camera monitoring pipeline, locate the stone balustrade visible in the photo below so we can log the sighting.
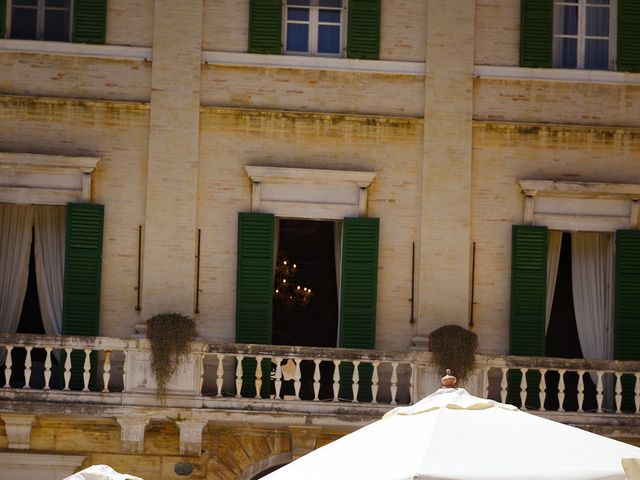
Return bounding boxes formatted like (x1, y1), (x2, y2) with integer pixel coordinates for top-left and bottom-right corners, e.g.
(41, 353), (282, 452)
(0, 334), (639, 419)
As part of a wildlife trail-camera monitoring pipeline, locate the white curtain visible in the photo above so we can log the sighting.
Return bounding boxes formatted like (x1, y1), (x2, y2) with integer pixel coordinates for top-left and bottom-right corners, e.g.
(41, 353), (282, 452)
(0, 204), (34, 364)
(571, 232), (614, 363)
(546, 231), (563, 332)
(34, 206), (66, 337)
(333, 221), (343, 346)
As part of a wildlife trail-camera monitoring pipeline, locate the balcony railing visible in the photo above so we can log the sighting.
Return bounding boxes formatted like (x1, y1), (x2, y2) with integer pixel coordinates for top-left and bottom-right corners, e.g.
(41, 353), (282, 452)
(0, 334), (639, 418)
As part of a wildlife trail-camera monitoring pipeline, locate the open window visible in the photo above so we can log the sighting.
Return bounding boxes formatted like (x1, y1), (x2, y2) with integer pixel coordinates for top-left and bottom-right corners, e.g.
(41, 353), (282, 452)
(510, 180), (640, 411)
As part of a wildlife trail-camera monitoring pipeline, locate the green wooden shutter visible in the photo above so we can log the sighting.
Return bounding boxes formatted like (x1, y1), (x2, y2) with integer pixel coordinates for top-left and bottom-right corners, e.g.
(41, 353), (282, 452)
(339, 217), (379, 401)
(62, 203), (104, 390)
(236, 212), (275, 397)
(520, 0), (553, 68)
(617, 0), (640, 72)
(347, 0), (381, 60)
(614, 230), (640, 411)
(509, 225), (547, 407)
(72, 0), (107, 44)
(0, 0), (6, 38)
(248, 0), (282, 54)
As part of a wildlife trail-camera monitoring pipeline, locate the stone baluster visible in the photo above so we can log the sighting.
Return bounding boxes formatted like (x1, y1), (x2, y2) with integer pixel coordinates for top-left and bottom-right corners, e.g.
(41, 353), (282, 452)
(409, 363), (415, 404)
(63, 348), (72, 390)
(44, 347), (52, 390)
(216, 354), (225, 397)
(519, 368), (528, 410)
(293, 358), (302, 400)
(23, 346), (33, 389)
(596, 370), (604, 413)
(313, 359), (321, 401)
(635, 373), (640, 414)
(351, 360), (360, 403)
(3, 345), (13, 387)
(198, 351), (205, 393)
(82, 348), (92, 391)
(615, 372), (622, 413)
(371, 361), (380, 404)
(500, 367), (508, 404)
(390, 362), (399, 405)
(482, 367), (489, 399)
(235, 355), (243, 398)
(539, 368), (547, 411)
(332, 360), (341, 401)
(558, 369), (566, 412)
(122, 348), (128, 393)
(274, 357), (283, 399)
(102, 350), (112, 393)
(577, 370), (585, 413)
(255, 355), (263, 399)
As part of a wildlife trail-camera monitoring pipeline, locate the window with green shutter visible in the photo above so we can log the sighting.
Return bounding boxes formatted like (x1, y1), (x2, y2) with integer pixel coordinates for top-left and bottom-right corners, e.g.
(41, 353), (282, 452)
(61, 202), (104, 390)
(509, 225), (548, 407)
(339, 216), (379, 401)
(252, 0), (381, 59)
(5, 0), (106, 43)
(614, 229), (640, 411)
(235, 212), (275, 397)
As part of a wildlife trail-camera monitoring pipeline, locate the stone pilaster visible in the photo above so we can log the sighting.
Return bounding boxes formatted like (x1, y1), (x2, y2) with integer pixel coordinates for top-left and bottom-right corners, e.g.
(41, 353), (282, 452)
(141, 0), (204, 316)
(416, 0), (476, 343)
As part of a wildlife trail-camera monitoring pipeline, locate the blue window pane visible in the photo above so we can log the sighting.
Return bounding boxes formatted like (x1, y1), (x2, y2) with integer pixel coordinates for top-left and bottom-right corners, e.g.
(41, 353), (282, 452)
(553, 37), (577, 68)
(586, 7), (609, 36)
(44, 9), (70, 41)
(554, 5), (578, 35)
(287, 7), (309, 21)
(10, 8), (38, 39)
(320, 0), (343, 6)
(319, 9), (341, 23)
(287, 23), (309, 52)
(46, 0), (70, 7)
(288, 0), (310, 5)
(585, 39), (609, 69)
(587, 0), (609, 4)
(318, 25), (340, 54)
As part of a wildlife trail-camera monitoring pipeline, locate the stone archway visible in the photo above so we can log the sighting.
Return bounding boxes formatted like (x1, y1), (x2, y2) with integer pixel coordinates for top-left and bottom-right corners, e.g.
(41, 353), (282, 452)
(238, 452), (292, 480)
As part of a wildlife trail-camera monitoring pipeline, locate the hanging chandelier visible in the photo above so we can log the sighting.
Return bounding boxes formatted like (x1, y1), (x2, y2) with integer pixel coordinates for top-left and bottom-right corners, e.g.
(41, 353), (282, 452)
(274, 259), (314, 308)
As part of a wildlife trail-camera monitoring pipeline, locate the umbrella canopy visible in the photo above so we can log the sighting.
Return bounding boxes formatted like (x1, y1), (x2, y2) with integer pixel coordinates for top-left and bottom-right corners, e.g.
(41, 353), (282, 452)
(63, 465), (143, 480)
(263, 387), (640, 480)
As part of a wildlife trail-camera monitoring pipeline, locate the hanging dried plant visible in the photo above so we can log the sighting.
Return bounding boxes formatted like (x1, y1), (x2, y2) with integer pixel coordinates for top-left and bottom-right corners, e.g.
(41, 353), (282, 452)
(146, 313), (196, 397)
(429, 324), (478, 383)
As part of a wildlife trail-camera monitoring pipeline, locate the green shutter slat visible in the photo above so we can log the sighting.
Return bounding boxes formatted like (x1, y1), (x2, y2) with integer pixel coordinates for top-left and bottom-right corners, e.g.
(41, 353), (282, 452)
(508, 225), (547, 408)
(614, 230), (640, 360)
(614, 230), (640, 411)
(617, 0), (640, 72)
(0, 0), (6, 38)
(347, 0), (380, 60)
(72, 0), (107, 44)
(510, 225), (548, 356)
(248, 0), (282, 54)
(235, 212), (274, 398)
(520, 0), (552, 68)
(339, 217), (379, 401)
(61, 203), (104, 390)
(235, 212), (275, 345)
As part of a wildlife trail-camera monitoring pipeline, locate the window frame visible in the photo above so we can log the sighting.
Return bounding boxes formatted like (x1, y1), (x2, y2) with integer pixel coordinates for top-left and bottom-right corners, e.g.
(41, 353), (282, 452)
(6, 0), (73, 42)
(282, 0), (347, 57)
(552, 0), (617, 70)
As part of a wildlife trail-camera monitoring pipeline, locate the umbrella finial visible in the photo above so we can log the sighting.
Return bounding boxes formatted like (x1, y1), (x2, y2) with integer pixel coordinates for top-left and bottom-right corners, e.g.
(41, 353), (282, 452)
(441, 369), (457, 388)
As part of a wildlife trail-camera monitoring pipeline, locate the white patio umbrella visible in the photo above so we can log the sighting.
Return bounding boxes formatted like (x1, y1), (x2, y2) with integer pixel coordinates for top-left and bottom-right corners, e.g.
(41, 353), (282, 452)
(63, 465), (143, 480)
(263, 374), (640, 480)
